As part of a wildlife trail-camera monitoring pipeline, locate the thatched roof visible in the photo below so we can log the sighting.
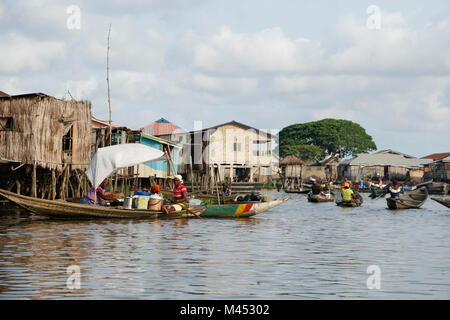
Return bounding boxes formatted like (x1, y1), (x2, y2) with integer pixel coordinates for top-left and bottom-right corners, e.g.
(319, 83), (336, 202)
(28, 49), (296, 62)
(280, 155), (305, 165)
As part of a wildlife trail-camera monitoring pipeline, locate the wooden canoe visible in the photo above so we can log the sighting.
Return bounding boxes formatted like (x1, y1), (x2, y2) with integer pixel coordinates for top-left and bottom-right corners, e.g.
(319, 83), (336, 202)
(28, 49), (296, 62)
(0, 189), (286, 219)
(386, 188), (428, 210)
(431, 197), (450, 209)
(0, 189), (204, 219)
(336, 200), (362, 207)
(285, 189), (311, 194)
(307, 193), (335, 202)
(198, 198), (288, 218)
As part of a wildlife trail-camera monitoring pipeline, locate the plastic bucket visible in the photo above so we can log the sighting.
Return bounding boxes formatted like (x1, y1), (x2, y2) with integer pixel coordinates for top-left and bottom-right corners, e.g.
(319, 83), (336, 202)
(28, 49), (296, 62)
(123, 197), (133, 209)
(136, 196), (150, 209)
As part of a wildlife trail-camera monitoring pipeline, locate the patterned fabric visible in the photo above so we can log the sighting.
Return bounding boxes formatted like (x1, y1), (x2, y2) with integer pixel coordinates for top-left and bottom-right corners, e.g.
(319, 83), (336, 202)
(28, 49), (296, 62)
(173, 184), (188, 200)
(87, 187), (105, 205)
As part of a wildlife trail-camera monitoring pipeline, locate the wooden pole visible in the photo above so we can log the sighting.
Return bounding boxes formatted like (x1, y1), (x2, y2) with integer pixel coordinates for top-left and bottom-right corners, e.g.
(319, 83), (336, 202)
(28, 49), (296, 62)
(31, 162), (37, 198)
(15, 179), (21, 195)
(106, 24), (112, 147)
(51, 169), (56, 200)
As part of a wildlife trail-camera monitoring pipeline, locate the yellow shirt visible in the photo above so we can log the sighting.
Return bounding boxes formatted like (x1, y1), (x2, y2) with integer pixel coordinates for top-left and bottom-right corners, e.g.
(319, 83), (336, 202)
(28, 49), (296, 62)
(342, 188), (354, 201)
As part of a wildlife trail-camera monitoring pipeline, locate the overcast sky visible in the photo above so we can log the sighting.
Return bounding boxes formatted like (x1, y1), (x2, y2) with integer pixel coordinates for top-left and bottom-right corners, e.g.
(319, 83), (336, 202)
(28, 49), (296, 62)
(1, 0), (449, 157)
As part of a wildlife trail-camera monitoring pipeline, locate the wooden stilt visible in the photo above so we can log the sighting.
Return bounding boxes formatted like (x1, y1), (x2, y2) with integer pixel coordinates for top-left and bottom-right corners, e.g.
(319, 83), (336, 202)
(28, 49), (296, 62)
(15, 179), (21, 195)
(31, 162), (37, 198)
(51, 169), (56, 200)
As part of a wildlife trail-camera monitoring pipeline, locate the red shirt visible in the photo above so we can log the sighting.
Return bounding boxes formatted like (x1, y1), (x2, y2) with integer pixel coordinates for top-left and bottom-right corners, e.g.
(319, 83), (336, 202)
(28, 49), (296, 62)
(173, 184), (188, 200)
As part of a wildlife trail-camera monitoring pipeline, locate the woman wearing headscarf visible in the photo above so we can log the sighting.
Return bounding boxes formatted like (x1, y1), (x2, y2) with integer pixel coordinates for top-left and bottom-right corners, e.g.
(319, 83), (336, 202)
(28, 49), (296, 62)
(172, 175), (188, 204)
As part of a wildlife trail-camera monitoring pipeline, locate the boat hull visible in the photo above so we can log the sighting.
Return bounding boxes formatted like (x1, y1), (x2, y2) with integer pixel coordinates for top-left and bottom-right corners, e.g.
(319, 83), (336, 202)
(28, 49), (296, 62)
(431, 197), (450, 209)
(0, 189), (287, 219)
(0, 189), (201, 219)
(308, 194), (335, 202)
(199, 199), (288, 218)
(336, 201), (361, 207)
(285, 189), (310, 194)
(386, 188), (428, 210)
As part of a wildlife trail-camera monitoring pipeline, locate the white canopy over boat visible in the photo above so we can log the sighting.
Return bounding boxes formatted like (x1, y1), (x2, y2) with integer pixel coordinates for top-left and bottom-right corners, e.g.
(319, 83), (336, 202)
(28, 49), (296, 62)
(86, 144), (166, 188)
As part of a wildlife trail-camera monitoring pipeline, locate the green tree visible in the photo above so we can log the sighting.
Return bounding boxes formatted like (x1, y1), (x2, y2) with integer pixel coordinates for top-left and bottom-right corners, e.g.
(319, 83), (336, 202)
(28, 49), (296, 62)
(279, 119), (377, 159)
(279, 144), (326, 162)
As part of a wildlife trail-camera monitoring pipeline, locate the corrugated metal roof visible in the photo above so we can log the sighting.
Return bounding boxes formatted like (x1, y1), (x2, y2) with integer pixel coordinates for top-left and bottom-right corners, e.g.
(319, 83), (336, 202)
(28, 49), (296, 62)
(339, 153), (432, 168)
(141, 118), (186, 136)
(91, 116), (124, 129)
(140, 132), (181, 148)
(375, 149), (416, 158)
(422, 153), (450, 161)
(0, 92), (51, 100)
(191, 120), (274, 139)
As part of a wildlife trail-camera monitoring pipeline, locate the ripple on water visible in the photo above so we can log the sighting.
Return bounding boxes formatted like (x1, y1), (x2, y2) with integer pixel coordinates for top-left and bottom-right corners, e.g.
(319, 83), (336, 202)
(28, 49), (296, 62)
(0, 192), (450, 299)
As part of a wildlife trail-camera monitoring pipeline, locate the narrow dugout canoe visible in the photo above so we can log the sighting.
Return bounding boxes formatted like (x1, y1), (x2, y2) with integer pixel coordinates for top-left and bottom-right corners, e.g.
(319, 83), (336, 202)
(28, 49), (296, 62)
(285, 189), (311, 194)
(307, 193), (335, 202)
(0, 189), (203, 219)
(0, 189), (287, 219)
(336, 201), (362, 207)
(386, 188), (428, 210)
(198, 198), (288, 218)
(431, 197), (450, 209)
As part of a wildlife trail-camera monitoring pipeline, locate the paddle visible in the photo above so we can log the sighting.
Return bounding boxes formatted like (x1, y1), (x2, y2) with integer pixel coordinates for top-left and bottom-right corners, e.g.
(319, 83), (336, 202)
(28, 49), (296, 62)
(178, 202), (203, 218)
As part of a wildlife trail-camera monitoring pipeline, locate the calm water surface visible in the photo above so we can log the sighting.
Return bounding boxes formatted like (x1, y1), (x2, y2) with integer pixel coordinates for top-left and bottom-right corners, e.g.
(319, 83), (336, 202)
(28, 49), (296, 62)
(1, 191), (450, 299)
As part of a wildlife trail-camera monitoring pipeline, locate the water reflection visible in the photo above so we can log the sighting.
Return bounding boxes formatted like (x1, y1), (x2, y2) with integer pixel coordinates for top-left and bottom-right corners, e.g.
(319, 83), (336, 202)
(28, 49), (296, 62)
(0, 192), (450, 299)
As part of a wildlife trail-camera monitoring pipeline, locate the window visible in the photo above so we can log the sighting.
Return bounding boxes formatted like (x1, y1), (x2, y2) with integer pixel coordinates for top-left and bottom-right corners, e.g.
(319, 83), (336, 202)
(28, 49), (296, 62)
(233, 142), (241, 152)
(63, 126), (73, 153)
(253, 140), (270, 157)
(0, 117), (13, 131)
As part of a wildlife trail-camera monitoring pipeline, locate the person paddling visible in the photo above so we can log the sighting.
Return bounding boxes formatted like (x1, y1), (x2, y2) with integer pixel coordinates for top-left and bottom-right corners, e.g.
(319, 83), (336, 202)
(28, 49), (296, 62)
(172, 175), (188, 204)
(341, 182), (360, 205)
(389, 181), (403, 199)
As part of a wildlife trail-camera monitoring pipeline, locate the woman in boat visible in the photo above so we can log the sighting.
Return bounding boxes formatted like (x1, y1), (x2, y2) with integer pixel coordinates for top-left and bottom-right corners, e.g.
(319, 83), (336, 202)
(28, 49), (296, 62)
(80, 178), (119, 206)
(389, 181), (403, 199)
(172, 175), (188, 204)
(148, 184), (163, 211)
(159, 175), (189, 214)
(341, 182), (360, 205)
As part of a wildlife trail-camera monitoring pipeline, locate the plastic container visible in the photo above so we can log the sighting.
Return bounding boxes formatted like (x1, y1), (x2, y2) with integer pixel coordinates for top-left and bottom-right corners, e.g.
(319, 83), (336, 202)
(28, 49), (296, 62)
(123, 197), (133, 209)
(136, 196), (150, 209)
(188, 198), (203, 206)
(134, 191), (150, 196)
